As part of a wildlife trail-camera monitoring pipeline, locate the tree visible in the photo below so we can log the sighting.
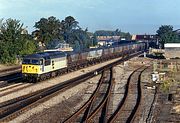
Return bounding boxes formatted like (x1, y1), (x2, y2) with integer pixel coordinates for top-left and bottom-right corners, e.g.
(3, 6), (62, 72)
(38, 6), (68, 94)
(33, 16), (63, 45)
(74, 40), (80, 51)
(63, 16), (79, 31)
(69, 28), (92, 50)
(0, 18), (36, 64)
(120, 32), (131, 40)
(91, 36), (98, 46)
(18, 35), (37, 56)
(61, 16), (79, 43)
(156, 25), (179, 48)
(33, 15), (92, 51)
(157, 25), (173, 36)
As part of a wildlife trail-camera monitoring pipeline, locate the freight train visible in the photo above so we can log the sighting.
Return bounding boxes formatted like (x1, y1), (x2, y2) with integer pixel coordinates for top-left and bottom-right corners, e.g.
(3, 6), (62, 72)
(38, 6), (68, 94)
(22, 42), (147, 82)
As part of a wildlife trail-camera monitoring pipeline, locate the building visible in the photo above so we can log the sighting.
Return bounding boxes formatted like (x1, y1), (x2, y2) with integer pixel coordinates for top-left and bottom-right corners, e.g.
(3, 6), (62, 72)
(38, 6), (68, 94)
(131, 34), (157, 41)
(164, 43), (180, 59)
(174, 29), (180, 33)
(97, 36), (120, 46)
(132, 34), (158, 48)
(44, 43), (73, 52)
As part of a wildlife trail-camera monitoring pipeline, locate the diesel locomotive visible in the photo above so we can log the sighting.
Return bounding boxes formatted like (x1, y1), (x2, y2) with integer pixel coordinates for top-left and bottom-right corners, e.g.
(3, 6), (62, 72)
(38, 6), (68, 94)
(22, 42), (147, 82)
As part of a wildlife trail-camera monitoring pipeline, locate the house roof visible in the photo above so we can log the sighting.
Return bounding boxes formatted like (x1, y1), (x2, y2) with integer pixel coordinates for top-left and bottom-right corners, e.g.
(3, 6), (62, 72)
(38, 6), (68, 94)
(174, 29), (180, 35)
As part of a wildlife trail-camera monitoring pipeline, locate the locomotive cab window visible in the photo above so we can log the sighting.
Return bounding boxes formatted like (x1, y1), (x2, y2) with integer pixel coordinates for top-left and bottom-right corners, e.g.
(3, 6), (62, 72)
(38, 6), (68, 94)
(32, 59), (40, 65)
(22, 59), (30, 64)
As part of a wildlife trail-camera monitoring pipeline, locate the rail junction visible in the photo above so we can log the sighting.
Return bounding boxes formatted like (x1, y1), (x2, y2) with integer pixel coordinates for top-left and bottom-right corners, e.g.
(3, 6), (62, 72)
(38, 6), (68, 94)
(0, 51), (154, 122)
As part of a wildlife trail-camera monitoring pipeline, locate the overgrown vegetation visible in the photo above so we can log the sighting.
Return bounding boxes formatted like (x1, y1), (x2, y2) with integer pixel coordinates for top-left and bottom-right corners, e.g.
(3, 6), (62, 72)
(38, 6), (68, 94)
(160, 70), (179, 93)
(160, 78), (174, 93)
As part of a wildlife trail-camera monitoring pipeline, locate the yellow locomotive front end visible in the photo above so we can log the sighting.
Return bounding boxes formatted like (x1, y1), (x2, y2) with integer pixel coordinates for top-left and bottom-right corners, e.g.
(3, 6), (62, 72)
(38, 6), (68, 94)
(22, 51), (68, 82)
(22, 64), (40, 74)
(22, 58), (43, 82)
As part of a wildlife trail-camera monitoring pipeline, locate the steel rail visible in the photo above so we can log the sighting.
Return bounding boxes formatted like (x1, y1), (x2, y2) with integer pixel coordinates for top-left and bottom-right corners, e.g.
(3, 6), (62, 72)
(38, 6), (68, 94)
(0, 84), (32, 97)
(126, 66), (148, 123)
(81, 70), (110, 122)
(0, 66), (21, 73)
(0, 50), (144, 122)
(108, 66), (146, 123)
(99, 72), (115, 123)
(63, 71), (106, 123)
(0, 74), (23, 88)
(0, 51), (143, 110)
(85, 67), (114, 123)
(0, 72), (95, 120)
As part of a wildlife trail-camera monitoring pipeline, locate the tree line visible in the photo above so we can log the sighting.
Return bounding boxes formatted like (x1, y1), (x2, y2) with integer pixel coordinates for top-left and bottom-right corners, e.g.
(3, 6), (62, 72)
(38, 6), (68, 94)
(0, 16), (97, 64)
(1, 15), (179, 64)
(32, 16), (96, 51)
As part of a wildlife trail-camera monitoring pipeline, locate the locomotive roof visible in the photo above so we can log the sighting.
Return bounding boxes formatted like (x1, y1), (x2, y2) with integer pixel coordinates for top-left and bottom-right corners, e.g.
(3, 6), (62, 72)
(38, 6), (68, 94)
(24, 51), (66, 60)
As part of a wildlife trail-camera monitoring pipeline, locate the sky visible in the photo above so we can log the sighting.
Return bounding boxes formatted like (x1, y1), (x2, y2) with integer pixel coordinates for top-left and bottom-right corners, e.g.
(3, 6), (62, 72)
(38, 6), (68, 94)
(0, 0), (180, 34)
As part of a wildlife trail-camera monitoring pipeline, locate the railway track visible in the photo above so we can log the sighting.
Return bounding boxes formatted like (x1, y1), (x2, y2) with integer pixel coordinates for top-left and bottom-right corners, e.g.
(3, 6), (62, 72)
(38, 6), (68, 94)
(0, 51), (145, 122)
(0, 73), (23, 88)
(108, 66), (148, 123)
(64, 65), (148, 123)
(0, 83), (32, 97)
(0, 66), (21, 75)
(0, 65), (107, 122)
(64, 68), (115, 123)
(0, 66), (22, 88)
